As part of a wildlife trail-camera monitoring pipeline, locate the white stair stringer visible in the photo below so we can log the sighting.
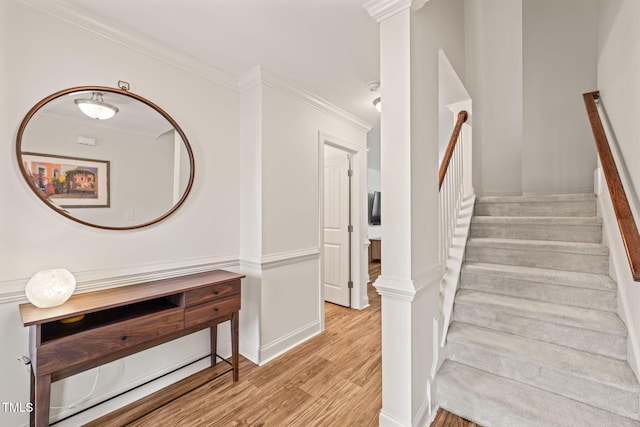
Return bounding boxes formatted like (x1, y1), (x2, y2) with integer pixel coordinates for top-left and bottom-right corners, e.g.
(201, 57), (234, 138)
(435, 194), (640, 426)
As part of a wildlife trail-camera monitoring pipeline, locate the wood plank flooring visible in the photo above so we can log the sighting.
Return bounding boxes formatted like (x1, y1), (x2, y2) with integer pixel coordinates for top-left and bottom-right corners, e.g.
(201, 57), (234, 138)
(88, 261), (478, 426)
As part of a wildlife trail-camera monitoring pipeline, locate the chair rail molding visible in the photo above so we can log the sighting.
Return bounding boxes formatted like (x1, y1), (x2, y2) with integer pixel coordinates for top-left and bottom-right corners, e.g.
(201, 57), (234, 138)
(239, 247), (321, 271)
(0, 255), (239, 304)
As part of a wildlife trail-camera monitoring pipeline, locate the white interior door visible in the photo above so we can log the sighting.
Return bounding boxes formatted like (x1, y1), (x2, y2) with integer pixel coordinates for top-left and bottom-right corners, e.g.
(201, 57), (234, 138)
(323, 145), (351, 307)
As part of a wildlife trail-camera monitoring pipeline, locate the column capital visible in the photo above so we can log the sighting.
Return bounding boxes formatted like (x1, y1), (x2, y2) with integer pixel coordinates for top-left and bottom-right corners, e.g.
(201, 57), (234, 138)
(364, 0), (430, 23)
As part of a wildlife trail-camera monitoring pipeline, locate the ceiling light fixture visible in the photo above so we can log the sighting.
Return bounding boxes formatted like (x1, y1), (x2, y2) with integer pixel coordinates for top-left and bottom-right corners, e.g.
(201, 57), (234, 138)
(74, 92), (119, 120)
(373, 97), (381, 112)
(368, 80), (381, 113)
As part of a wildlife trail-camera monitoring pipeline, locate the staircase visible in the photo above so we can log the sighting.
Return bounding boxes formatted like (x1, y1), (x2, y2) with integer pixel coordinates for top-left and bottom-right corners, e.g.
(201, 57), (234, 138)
(435, 194), (640, 427)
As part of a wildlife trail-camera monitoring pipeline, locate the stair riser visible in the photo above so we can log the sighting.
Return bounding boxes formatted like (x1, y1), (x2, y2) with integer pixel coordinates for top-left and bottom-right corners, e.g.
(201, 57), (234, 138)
(460, 271), (617, 312)
(470, 222), (602, 243)
(465, 246), (609, 275)
(453, 305), (627, 360)
(436, 378), (544, 427)
(446, 341), (640, 419)
(474, 201), (596, 217)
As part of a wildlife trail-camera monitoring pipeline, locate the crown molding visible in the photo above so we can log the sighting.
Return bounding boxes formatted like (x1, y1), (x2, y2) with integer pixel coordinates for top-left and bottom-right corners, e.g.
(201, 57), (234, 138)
(17, 0), (237, 90)
(238, 66), (372, 133)
(364, 0), (411, 22)
(19, 0), (372, 132)
(364, 0), (431, 22)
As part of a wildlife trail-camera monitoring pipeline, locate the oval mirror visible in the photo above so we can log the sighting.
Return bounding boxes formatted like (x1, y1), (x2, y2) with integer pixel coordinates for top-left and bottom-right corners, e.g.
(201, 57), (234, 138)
(16, 86), (194, 230)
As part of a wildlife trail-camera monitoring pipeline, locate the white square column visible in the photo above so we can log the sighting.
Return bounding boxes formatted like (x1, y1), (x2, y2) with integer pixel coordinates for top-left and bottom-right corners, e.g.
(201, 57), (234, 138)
(365, 1), (442, 425)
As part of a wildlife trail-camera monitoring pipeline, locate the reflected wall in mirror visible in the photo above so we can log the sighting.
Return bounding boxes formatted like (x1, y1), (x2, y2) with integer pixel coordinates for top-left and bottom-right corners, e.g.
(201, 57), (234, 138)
(16, 86), (195, 230)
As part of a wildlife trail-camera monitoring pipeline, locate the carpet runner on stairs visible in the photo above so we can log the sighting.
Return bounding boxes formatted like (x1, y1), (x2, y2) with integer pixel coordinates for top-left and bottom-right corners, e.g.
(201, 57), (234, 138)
(435, 194), (640, 426)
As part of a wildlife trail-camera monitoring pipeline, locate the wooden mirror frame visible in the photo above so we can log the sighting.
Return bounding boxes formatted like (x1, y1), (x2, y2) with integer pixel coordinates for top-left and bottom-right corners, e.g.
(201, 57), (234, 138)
(16, 86), (195, 230)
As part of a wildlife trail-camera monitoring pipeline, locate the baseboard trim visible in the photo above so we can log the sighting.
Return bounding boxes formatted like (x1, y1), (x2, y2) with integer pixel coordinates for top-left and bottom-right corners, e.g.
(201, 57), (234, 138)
(239, 336), (260, 365)
(258, 320), (322, 365)
(379, 409), (408, 427)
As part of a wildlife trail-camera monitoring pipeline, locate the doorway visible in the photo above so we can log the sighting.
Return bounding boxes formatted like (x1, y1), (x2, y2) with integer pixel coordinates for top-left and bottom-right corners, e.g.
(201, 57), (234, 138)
(322, 144), (353, 307)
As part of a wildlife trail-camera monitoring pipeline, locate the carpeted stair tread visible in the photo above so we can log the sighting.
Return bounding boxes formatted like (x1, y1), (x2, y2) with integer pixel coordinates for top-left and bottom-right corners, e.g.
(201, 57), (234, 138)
(476, 194), (597, 204)
(453, 290), (626, 360)
(470, 216), (602, 242)
(447, 323), (640, 410)
(462, 262), (616, 291)
(436, 360), (640, 427)
(467, 238), (609, 255)
(471, 216), (602, 226)
(460, 262), (617, 312)
(454, 289), (625, 335)
(474, 194), (597, 217)
(465, 238), (609, 274)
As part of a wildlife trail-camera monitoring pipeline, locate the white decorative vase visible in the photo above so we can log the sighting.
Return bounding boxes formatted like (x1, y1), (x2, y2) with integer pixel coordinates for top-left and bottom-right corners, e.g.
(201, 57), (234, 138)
(25, 269), (76, 308)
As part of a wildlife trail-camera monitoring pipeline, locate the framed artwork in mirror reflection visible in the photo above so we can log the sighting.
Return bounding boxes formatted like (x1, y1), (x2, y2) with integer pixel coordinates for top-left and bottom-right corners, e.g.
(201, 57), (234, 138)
(21, 152), (110, 208)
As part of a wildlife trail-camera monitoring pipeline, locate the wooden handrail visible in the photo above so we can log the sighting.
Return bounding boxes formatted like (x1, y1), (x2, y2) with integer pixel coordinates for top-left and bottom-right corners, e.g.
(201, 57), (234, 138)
(583, 91), (640, 281)
(439, 110), (468, 190)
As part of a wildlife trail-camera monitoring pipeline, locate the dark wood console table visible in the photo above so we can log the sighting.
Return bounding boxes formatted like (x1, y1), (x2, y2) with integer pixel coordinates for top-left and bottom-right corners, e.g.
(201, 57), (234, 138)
(19, 269), (243, 427)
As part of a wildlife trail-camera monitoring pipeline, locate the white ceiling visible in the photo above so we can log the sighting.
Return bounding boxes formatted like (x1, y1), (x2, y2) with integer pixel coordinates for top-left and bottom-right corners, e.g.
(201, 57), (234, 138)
(64, 0), (381, 128)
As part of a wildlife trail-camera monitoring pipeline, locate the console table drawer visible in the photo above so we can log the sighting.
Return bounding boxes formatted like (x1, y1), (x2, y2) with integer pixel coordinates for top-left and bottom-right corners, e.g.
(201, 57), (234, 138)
(185, 295), (240, 328)
(36, 308), (184, 375)
(184, 280), (240, 306)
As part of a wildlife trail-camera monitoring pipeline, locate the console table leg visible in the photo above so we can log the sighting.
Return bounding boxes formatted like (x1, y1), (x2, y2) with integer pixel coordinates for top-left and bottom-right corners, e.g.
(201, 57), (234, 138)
(231, 312), (239, 382)
(32, 373), (51, 427)
(210, 323), (218, 366)
(29, 368), (35, 427)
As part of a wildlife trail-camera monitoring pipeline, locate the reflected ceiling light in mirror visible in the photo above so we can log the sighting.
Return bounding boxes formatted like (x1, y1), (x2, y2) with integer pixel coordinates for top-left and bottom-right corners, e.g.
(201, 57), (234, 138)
(74, 92), (119, 120)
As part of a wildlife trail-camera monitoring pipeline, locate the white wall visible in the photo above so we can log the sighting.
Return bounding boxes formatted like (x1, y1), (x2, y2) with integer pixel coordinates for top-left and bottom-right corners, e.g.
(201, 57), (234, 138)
(238, 70), (370, 364)
(597, 0), (640, 212)
(438, 50), (470, 162)
(465, 0), (523, 196)
(1, 3), (372, 425)
(0, 2), (240, 425)
(412, 0), (466, 419)
(596, 0), (640, 379)
(465, 0), (599, 196)
(522, 0), (598, 195)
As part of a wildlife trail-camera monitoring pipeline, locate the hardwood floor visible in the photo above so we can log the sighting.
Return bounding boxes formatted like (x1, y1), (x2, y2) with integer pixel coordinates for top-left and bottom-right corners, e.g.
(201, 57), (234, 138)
(432, 408), (482, 427)
(88, 261), (477, 426)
